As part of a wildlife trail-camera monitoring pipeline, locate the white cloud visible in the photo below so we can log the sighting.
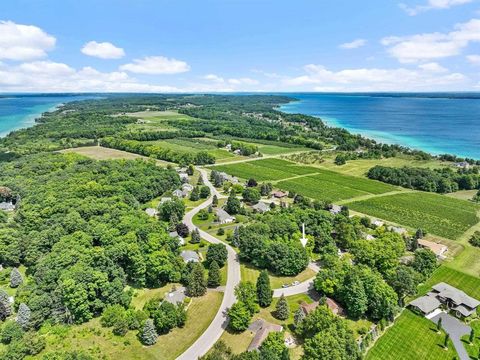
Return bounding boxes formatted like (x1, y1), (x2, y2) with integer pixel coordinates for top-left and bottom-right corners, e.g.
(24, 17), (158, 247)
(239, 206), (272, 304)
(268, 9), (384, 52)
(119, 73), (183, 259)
(400, 0), (472, 16)
(418, 62), (448, 72)
(0, 21), (56, 61)
(282, 63), (467, 91)
(81, 41), (125, 59)
(467, 54), (480, 64)
(120, 56), (190, 74)
(382, 18), (480, 63)
(339, 39), (367, 49)
(228, 77), (259, 85)
(203, 74), (225, 82)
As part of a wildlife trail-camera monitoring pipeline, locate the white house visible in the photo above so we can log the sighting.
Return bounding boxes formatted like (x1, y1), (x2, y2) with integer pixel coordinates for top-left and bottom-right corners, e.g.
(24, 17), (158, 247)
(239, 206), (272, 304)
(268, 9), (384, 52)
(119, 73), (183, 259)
(172, 189), (184, 198)
(182, 183), (194, 192)
(180, 250), (200, 263)
(216, 208), (235, 224)
(252, 202), (270, 213)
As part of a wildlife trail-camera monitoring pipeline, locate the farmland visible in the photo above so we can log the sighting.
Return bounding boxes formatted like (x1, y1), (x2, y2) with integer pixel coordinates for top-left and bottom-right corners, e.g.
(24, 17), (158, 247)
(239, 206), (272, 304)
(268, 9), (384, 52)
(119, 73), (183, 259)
(146, 138), (235, 161)
(366, 310), (456, 360)
(348, 192), (479, 239)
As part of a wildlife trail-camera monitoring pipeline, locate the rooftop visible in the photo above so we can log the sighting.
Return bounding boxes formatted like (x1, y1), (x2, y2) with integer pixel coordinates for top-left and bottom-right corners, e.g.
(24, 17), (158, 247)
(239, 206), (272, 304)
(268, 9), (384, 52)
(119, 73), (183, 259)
(418, 239), (448, 257)
(432, 282), (480, 309)
(180, 250), (200, 263)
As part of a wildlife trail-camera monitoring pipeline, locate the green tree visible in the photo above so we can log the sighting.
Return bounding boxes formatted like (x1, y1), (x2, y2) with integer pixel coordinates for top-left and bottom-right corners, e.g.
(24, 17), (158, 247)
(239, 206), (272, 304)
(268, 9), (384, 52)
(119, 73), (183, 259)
(190, 186), (201, 201)
(159, 199), (185, 222)
(412, 248), (437, 277)
(0, 289), (12, 320)
(0, 321), (23, 344)
(212, 195), (219, 207)
(208, 260), (221, 288)
(190, 228), (201, 244)
(200, 186), (210, 198)
(242, 188), (261, 204)
(227, 301), (251, 332)
(293, 308), (305, 328)
(256, 270), (272, 308)
(340, 271), (368, 319)
(16, 303), (31, 330)
(437, 317), (442, 332)
(235, 282), (259, 315)
(206, 243), (228, 267)
(225, 190), (241, 215)
(187, 164), (195, 176)
(187, 263), (207, 297)
(444, 333), (450, 349)
(140, 318), (158, 345)
(259, 331), (289, 360)
(470, 328), (475, 344)
(275, 294), (289, 320)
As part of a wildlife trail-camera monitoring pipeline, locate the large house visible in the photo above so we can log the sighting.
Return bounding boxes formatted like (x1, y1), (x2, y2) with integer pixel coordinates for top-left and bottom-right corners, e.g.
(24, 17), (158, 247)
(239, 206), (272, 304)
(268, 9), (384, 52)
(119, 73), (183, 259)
(252, 202), (270, 213)
(299, 298), (345, 317)
(409, 282), (480, 318)
(216, 208), (235, 224)
(247, 319), (283, 351)
(417, 239), (448, 258)
(180, 250), (200, 263)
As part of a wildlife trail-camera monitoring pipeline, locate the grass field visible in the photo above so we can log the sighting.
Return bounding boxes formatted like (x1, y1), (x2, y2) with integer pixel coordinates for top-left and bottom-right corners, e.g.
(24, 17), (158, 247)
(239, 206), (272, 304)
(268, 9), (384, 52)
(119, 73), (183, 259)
(366, 310), (457, 360)
(348, 192), (479, 240)
(36, 291), (223, 360)
(240, 263), (316, 289)
(61, 146), (172, 165)
(416, 266), (480, 300)
(146, 138), (235, 161)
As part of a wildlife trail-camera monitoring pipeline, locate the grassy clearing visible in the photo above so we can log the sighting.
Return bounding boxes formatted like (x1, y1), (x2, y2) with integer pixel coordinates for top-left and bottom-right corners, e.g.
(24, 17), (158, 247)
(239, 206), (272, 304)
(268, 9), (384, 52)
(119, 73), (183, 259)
(60, 146), (172, 165)
(240, 263), (316, 289)
(416, 266), (480, 300)
(277, 171), (397, 203)
(366, 310), (456, 360)
(145, 138), (235, 161)
(446, 189), (477, 201)
(349, 192), (479, 240)
(461, 319), (480, 358)
(36, 291), (223, 360)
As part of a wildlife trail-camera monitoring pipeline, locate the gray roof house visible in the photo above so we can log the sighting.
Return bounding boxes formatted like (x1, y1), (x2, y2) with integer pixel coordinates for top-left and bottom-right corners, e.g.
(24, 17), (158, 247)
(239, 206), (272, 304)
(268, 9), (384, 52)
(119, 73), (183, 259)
(172, 189), (184, 198)
(169, 231), (185, 245)
(164, 287), (186, 305)
(182, 183), (194, 192)
(0, 201), (15, 211)
(329, 204), (342, 215)
(180, 250), (200, 263)
(252, 202), (270, 213)
(160, 197), (172, 204)
(409, 282), (480, 318)
(216, 208), (235, 224)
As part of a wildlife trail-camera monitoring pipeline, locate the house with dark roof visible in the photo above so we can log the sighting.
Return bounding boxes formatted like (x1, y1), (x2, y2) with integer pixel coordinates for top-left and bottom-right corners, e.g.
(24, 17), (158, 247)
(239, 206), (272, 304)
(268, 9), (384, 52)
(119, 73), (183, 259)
(247, 319), (283, 351)
(252, 201), (270, 213)
(409, 282), (480, 319)
(164, 287), (186, 305)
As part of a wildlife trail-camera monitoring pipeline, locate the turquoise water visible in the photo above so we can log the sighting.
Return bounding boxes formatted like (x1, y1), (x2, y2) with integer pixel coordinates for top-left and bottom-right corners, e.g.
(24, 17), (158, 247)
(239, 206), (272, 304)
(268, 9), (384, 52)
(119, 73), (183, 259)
(279, 93), (480, 159)
(0, 95), (93, 137)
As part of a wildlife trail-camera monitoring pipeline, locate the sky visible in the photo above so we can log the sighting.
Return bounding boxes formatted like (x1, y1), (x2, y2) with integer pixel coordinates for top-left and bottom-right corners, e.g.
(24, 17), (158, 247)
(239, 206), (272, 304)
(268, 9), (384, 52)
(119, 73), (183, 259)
(1, 0), (480, 92)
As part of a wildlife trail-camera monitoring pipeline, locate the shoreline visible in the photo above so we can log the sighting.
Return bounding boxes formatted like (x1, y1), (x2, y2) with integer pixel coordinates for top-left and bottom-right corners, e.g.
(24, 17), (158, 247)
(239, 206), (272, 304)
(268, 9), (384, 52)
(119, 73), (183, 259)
(279, 99), (474, 160)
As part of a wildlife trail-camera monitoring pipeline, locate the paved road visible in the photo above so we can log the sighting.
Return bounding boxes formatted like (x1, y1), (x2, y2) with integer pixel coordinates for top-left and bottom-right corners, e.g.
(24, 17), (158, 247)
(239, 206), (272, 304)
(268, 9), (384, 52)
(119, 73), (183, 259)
(177, 168), (241, 360)
(430, 312), (471, 360)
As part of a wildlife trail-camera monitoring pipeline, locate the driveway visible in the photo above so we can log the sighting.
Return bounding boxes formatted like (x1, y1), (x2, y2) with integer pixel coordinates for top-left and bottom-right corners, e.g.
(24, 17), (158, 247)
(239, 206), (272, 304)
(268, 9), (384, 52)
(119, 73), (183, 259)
(430, 312), (471, 360)
(177, 168), (241, 360)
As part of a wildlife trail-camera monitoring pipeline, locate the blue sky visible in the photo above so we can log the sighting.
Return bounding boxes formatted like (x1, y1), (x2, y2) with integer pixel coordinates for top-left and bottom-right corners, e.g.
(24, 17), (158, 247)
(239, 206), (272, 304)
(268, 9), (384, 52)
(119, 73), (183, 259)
(0, 0), (479, 92)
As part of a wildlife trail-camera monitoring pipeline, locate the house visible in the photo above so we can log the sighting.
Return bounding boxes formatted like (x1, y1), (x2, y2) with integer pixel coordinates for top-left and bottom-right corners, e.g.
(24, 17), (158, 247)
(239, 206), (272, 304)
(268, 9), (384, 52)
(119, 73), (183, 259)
(418, 239), (448, 258)
(365, 234), (376, 241)
(373, 220), (385, 227)
(145, 208), (158, 217)
(216, 208), (235, 224)
(180, 250), (200, 263)
(0, 201), (15, 211)
(389, 226), (408, 236)
(225, 144), (232, 151)
(233, 149), (242, 155)
(329, 204), (342, 215)
(409, 282), (480, 318)
(164, 287), (186, 305)
(160, 197), (172, 204)
(169, 231), (185, 246)
(182, 183), (194, 192)
(176, 167), (188, 173)
(172, 189), (184, 198)
(453, 161), (470, 169)
(247, 319), (283, 351)
(179, 173), (189, 182)
(272, 191), (287, 199)
(252, 202), (270, 213)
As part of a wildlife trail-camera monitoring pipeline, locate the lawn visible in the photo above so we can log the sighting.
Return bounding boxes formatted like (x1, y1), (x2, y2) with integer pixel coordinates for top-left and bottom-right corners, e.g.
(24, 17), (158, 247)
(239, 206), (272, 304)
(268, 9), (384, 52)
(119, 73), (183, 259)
(276, 171), (396, 203)
(416, 266), (480, 300)
(366, 310), (457, 360)
(60, 146), (172, 166)
(348, 192), (479, 240)
(461, 319), (480, 359)
(240, 263), (316, 289)
(36, 291), (223, 360)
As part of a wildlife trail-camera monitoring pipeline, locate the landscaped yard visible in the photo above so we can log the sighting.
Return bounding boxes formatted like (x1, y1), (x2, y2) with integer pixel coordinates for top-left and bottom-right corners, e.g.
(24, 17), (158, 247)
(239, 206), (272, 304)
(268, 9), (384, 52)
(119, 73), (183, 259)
(348, 192), (480, 240)
(35, 291), (223, 360)
(366, 310), (457, 360)
(240, 263), (316, 289)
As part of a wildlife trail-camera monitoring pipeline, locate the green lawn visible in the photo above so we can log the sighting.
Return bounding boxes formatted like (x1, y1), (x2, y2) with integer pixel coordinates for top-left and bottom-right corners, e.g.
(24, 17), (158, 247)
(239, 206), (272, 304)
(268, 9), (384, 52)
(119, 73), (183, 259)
(461, 319), (480, 358)
(416, 266), (480, 300)
(36, 291), (223, 360)
(366, 310), (457, 360)
(348, 192), (479, 240)
(240, 263), (316, 289)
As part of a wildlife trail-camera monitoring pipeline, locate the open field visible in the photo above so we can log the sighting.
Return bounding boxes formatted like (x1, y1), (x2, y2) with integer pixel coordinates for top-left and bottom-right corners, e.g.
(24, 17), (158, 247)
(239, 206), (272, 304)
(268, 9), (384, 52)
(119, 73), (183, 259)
(146, 138), (235, 161)
(416, 266), (480, 300)
(240, 263), (316, 289)
(60, 146), (172, 165)
(348, 192), (479, 240)
(277, 172), (397, 203)
(446, 189), (477, 201)
(36, 291), (223, 360)
(366, 310), (457, 360)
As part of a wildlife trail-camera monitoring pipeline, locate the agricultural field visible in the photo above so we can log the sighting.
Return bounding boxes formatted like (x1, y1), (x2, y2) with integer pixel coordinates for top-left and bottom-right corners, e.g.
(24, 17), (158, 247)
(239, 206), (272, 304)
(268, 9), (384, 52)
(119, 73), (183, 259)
(35, 291), (223, 360)
(220, 137), (310, 156)
(348, 192), (479, 240)
(126, 110), (198, 131)
(366, 310), (456, 360)
(276, 171), (397, 203)
(145, 138), (235, 161)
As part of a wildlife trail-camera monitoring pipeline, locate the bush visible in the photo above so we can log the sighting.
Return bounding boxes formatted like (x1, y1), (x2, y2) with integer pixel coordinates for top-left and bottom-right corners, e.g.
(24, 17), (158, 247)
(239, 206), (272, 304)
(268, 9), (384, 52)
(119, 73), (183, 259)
(0, 321), (24, 344)
(469, 231), (480, 247)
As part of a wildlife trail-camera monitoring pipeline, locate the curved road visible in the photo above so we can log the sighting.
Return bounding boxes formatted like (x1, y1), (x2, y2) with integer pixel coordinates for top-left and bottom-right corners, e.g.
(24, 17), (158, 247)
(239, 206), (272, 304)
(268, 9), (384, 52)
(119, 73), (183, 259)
(177, 168), (241, 360)
(177, 168), (319, 359)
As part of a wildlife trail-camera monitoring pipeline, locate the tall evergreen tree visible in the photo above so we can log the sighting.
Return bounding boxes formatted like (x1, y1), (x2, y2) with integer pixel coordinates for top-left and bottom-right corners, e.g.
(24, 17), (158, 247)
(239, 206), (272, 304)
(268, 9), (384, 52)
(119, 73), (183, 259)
(444, 333), (450, 349)
(10, 268), (23, 288)
(187, 263), (207, 297)
(0, 289), (12, 320)
(275, 294), (289, 320)
(212, 195), (218, 207)
(256, 270), (272, 307)
(293, 308), (305, 328)
(16, 303), (31, 329)
(207, 260), (221, 288)
(197, 175), (204, 185)
(470, 328), (475, 344)
(190, 186), (200, 201)
(168, 212), (179, 232)
(437, 317), (442, 332)
(225, 190), (241, 215)
(140, 318), (158, 345)
(190, 228), (201, 244)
